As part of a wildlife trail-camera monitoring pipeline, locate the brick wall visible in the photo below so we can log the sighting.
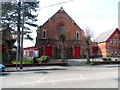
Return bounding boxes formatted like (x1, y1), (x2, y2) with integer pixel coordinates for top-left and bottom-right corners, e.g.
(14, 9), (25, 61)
(36, 8), (96, 59)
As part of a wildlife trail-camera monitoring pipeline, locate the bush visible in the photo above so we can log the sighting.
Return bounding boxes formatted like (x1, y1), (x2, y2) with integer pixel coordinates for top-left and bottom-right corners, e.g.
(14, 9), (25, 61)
(102, 58), (112, 62)
(38, 55), (49, 63)
(107, 58), (111, 61)
(102, 58), (107, 61)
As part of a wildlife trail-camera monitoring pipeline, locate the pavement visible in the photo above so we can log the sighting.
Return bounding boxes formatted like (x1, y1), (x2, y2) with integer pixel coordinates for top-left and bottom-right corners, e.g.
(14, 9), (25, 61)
(4, 59), (88, 72)
(5, 65), (69, 72)
(4, 58), (120, 72)
(5, 62), (91, 72)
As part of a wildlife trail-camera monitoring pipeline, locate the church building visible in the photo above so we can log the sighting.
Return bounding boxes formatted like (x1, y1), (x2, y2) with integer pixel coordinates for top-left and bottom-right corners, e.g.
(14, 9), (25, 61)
(35, 7), (98, 59)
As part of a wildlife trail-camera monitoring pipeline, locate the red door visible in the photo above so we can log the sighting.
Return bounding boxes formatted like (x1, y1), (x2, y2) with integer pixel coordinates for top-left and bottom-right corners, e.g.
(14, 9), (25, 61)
(45, 45), (52, 57)
(92, 47), (97, 57)
(74, 45), (80, 58)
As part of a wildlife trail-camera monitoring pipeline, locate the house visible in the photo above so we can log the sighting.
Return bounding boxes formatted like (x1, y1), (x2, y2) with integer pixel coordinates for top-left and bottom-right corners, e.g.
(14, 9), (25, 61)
(35, 7), (98, 59)
(90, 42), (100, 58)
(94, 28), (120, 58)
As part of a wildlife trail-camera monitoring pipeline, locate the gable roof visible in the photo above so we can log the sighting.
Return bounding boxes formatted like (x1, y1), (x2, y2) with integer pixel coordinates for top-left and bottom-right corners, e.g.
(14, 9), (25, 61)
(94, 28), (119, 43)
(39, 7), (82, 30)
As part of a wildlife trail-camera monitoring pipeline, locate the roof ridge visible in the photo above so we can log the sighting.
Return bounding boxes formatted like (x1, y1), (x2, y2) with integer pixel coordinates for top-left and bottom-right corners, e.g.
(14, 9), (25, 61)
(39, 7), (82, 30)
(101, 28), (115, 34)
(94, 28), (117, 43)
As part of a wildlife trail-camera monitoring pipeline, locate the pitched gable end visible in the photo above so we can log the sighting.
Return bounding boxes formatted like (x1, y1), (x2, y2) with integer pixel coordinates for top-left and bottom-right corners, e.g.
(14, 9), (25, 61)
(40, 7), (82, 30)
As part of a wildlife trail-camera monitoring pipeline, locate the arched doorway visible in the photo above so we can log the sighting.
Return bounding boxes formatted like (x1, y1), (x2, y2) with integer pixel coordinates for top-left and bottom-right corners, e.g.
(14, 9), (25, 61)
(45, 44), (52, 57)
(74, 44), (81, 58)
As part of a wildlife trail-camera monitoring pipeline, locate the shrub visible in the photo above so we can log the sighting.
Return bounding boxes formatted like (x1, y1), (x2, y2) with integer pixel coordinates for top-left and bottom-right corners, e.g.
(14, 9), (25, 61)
(102, 58), (107, 61)
(38, 55), (49, 63)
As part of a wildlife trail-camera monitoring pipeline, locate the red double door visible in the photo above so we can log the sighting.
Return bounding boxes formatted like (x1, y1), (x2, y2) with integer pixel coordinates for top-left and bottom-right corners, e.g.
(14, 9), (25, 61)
(45, 45), (52, 57)
(74, 45), (81, 58)
(45, 44), (81, 58)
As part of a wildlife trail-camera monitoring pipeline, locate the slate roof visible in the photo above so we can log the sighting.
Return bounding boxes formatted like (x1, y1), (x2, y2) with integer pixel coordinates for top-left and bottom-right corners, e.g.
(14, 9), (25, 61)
(94, 28), (119, 43)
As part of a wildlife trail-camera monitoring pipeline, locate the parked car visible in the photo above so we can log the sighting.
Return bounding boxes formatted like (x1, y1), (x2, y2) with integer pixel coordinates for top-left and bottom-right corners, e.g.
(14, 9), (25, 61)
(0, 64), (5, 72)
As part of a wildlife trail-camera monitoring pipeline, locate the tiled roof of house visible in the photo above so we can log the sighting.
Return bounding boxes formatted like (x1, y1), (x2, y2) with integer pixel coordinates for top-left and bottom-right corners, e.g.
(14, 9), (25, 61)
(94, 28), (117, 43)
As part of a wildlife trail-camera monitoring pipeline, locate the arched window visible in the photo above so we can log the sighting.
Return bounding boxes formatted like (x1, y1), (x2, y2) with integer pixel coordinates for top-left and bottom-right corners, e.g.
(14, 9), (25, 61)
(76, 31), (80, 40)
(58, 23), (65, 30)
(42, 30), (46, 39)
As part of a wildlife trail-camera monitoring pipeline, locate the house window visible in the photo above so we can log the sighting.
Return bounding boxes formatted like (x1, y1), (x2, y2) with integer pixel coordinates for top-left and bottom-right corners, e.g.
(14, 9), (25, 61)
(110, 49), (113, 55)
(76, 32), (80, 40)
(110, 39), (112, 44)
(114, 38), (117, 44)
(115, 49), (118, 55)
(42, 30), (47, 39)
(116, 38), (119, 44)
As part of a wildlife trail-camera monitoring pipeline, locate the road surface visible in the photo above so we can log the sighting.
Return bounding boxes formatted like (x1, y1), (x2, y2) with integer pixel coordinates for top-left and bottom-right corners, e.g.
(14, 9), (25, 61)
(1, 64), (119, 88)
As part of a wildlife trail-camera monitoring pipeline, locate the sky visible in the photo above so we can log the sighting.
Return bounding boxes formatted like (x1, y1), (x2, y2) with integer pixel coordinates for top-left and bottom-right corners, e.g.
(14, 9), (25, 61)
(23, 0), (119, 48)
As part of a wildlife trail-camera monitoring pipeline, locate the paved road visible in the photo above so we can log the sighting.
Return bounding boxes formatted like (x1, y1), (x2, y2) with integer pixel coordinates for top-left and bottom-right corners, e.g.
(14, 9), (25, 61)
(1, 64), (119, 88)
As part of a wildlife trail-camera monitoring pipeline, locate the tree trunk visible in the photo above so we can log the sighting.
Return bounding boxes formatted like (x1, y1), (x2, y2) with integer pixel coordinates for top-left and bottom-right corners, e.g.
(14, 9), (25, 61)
(86, 42), (90, 63)
(61, 41), (65, 62)
(20, 2), (25, 69)
(16, 1), (21, 69)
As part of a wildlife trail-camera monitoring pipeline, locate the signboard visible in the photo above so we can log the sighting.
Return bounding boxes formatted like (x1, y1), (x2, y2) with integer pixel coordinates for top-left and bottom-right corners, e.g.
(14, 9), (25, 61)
(23, 47), (39, 60)
(34, 50), (39, 57)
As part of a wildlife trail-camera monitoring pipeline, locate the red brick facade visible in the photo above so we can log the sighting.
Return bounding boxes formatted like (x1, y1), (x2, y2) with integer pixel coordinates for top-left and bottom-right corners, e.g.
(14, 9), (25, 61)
(106, 28), (120, 57)
(35, 7), (98, 59)
(95, 28), (120, 58)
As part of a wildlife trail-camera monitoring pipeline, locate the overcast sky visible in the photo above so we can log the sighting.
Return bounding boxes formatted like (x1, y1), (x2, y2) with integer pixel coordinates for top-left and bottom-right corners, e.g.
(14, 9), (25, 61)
(23, 0), (119, 47)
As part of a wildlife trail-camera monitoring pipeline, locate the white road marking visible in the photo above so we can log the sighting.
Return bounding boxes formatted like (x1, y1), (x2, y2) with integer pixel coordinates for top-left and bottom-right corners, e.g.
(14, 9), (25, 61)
(79, 74), (85, 80)
(37, 76), (47, 83)
(19, 76), (46, 85)
(18, 73), (90, 86)
(39, 74), (90, 84)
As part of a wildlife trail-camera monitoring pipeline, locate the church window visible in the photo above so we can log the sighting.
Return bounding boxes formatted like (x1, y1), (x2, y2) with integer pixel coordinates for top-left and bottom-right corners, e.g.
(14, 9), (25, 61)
(76, 31), (80, 40)
(42, 30), (47, 39)
(58, 23), (65, 30)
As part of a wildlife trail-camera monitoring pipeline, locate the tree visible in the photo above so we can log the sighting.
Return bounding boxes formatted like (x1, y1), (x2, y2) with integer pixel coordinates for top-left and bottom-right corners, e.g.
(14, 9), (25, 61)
(1, 1), (39, 67)
(59, 34), (66, 62)
(57, 23), (66, 62)
(1, 1), (39, 37)
(84, 27), (94, 63)
(2, 25), (16, 63)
